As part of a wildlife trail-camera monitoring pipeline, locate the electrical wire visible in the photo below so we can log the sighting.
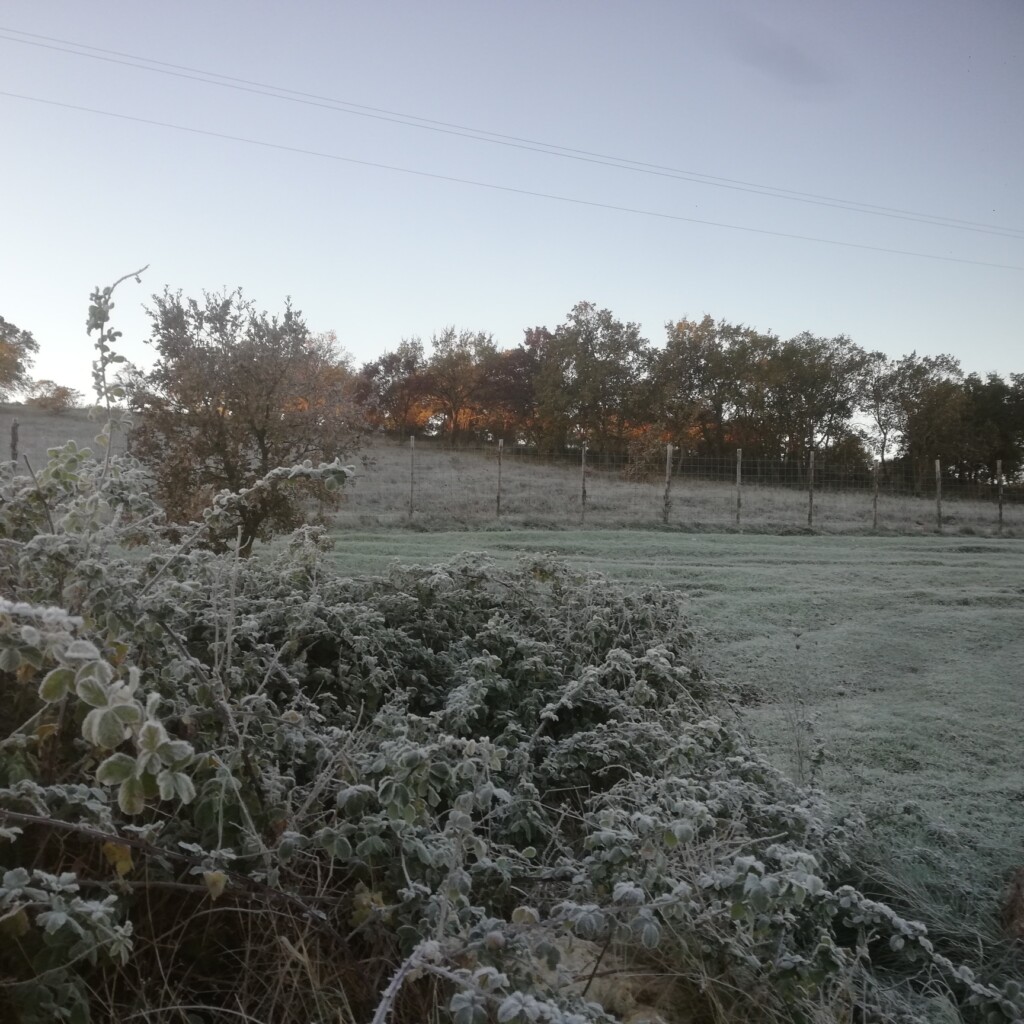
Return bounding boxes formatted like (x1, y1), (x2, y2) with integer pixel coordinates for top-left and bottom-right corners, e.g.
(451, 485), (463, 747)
(2, 88), (1019, 273)
(2, 25), (1022, 242)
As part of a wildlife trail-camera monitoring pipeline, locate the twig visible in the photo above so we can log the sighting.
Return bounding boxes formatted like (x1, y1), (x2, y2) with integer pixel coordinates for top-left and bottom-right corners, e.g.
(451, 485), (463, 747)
(22, 456), (55, 534)
(581, 923), (615, 998)
(136, 529), (202, 599)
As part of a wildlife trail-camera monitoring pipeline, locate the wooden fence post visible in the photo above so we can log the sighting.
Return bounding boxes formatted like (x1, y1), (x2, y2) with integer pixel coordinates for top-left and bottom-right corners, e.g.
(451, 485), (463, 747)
(496, 438), (503, 518)
(735, 449), (742, 530)
(662, 443), (673, 524)
(9, 418), (18, 464)
(807, 450), (815, 529)
(580, 443), (588, 526)
(935, 458), (942, 533)
(872, 460), (880, 531)
(408, 435), (415, 520)
(997, 458), (1003, 536)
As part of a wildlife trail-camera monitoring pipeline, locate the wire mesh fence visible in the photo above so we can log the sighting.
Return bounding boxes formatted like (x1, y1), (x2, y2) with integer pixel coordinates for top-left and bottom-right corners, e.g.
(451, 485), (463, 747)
(339, 437), (1023, 535)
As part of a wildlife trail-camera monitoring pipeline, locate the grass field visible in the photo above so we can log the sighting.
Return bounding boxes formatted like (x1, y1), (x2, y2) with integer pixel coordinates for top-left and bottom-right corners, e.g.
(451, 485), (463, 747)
(327, 529), (1024, 955)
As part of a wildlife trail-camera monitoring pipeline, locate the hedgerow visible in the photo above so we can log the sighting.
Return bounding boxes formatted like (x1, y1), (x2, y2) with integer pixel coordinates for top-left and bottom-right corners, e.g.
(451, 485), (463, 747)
(0, 275), (1020, 1024)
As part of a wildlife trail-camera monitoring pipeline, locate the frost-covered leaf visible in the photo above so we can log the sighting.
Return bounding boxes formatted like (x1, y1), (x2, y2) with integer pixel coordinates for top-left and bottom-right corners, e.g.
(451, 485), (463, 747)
(157, 739), (194, 767)
(510, 905), (540, 925)
(157, 769), (196, 804)
(138, 720), (169, 754)
(117, 776), (146, 815)
(83, 707), (128, 750)
(112, 702), (143, 726)
(39, 666), (75, 703)
(75, 667), (112, 708)
(96, 752), (136, 785)
(64, 640), (101, 661)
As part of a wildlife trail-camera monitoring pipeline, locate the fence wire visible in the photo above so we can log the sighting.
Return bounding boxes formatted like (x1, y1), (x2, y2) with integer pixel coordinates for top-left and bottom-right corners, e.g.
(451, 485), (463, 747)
(341, 439), (1023, 535)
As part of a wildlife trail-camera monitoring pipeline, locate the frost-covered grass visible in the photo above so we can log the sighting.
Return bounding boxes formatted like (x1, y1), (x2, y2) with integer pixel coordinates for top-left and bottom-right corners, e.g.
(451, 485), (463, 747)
(327, 529), (1024, 954)
(342, 437), (1021, 536)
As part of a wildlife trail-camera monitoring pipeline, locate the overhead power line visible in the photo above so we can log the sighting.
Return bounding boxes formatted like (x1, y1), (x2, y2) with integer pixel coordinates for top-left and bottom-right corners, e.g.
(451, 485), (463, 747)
(1, 88), (1020, 273)
(2, 25), (1023, 242)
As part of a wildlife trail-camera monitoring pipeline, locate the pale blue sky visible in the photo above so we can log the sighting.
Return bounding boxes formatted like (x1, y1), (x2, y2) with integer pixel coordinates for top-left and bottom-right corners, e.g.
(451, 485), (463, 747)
(2, 0), (1021, 396)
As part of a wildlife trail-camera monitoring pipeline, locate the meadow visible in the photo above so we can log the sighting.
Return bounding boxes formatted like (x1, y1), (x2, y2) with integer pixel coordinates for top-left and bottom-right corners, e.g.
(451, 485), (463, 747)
(327, 529), (1024, 957)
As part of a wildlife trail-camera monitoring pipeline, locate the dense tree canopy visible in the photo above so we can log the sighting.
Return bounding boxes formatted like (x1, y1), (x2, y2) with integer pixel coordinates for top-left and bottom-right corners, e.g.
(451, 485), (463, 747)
(346, 301), (1022, 485)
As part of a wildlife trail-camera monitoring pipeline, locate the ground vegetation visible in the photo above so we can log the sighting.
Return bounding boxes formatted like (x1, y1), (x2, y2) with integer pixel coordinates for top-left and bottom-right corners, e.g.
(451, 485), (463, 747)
(0, 276), (1021, 1024)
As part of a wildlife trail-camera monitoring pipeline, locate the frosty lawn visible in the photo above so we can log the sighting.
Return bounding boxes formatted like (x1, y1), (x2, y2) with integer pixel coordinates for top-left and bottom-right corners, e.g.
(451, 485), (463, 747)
(329, 529), (1024, 947)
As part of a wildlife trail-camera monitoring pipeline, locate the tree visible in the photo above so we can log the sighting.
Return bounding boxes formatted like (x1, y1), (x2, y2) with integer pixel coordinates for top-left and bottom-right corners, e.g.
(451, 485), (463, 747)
(474, 343), (538, 442)
(422, 327), (496, 444)
(0, 315), (40, 401)
(128, 289), (360, 553)
(656, 316), (755, 458)
(865, 352), (963, 489)
(771, 333), (870, 461)
(534, 302), (651, 453)
(25, 380), (84, 413)
(354, 338), (432, 436)
(958, 372), (1024, 481)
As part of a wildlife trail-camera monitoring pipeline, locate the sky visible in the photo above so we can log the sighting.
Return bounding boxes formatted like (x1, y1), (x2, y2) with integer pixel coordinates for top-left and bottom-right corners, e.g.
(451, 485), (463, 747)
(2, 0), (1022, 398)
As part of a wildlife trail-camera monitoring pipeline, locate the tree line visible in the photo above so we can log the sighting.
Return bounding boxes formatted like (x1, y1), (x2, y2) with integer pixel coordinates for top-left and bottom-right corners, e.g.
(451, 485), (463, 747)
(355, 301), (1024, 487)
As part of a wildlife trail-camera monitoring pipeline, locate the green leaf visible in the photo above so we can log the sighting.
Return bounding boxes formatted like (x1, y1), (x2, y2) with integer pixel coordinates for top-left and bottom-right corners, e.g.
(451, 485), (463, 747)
(172, 772), (196, 804)
(138, 720), (169, 753)
(0, 646), (22, 673)
(112, 703), (143, 726)
(82, 707), (127, 750)
(156, 739), (193, 767)
(156, 769), (176, 801)
(75, 672), (111, 709)
(76, 659), (115, 691)
(117, 776), (146, 815)
(96, 752), (137, 785)
(39, 666), (75, 703)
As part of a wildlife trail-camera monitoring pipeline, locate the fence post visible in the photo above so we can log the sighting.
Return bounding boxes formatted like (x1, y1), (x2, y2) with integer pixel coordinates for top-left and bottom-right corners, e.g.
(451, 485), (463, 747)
(408, 435), (415, 520)
(9, 418), (18, 463)
(807, 450), (815, 529)
(580, 442), (588, 526)
(496, 438), (504, 518)
(662, 443), (673, 524)
(997, 458), (1003, 535)
(935, 458), (942, 533)
(872, 460), (879, 531)
(735, 448), (742, 530)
